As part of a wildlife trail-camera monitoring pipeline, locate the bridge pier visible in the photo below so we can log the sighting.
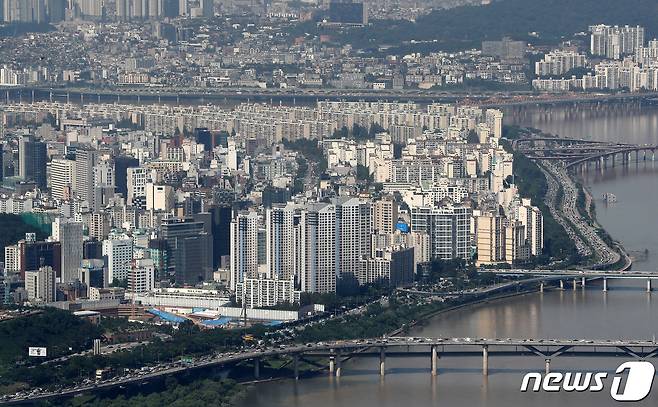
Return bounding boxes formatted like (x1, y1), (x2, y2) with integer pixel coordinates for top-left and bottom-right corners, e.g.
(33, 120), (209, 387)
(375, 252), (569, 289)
(431, 345), (438, 376)
(648, 280), (652, 293)
(293, 354), (300, 380)
(559, 280), (564, 290)
(482, 345), (489, 376)
(329, 350), (335, 373)
(379, 347), (386, 376)
(539, 281), (544, 293)
(335, 353), (342, 377)
(603, 277), (608, 292)
(545, 359), (551, 374)
(573, 279), (577, 290)
(582, 277), (586, 288)
(254, 358), (260, 379)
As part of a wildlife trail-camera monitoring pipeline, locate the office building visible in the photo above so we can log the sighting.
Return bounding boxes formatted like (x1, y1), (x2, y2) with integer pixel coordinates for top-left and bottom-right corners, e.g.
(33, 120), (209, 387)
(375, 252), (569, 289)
(75, 147), (98, 204)
(207, 205), (231, 268)
(161, 218), (213, 284)
(49, 158), (75, 201)
(146, 183), (174, 212)
(78, 259), (106, 288)
(482, 37), (526, 59)
(19, 237), (61, 280)
(102, 236), (133, 284)
(128, 258), (155, 294)
(127, 167), (149, 205)
(19, 135), (47, 190)
(114, 156), (139, 198)
(52, 217), (83, 283)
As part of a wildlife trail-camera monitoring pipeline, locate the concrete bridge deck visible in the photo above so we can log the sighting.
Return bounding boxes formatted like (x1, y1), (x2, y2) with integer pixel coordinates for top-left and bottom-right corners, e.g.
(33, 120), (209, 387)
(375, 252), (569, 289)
(5, 336), (658, 404)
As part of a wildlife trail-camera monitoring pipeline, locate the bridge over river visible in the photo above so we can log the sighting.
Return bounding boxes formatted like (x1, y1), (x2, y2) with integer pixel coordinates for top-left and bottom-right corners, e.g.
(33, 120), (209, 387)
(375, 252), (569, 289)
(5, 336), (658, 405)
(512, 137), (658, 172)
(479, 269), (658, 292)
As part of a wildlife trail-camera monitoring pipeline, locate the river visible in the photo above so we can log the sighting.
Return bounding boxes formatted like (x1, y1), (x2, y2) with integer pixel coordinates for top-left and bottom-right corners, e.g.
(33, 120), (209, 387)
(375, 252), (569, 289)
(507, 101), (658, 271)
(236, 102), (658, 406)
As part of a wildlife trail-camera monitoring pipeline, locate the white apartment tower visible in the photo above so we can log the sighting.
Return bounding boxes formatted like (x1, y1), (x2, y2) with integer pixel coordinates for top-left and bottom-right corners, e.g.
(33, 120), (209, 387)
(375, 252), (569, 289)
(299, 203), (337, 293)
(230, 212), (260, 291)
(266, 204), (299, 281)
(337, 197), (372, 285)
(517, 198), (544, 256)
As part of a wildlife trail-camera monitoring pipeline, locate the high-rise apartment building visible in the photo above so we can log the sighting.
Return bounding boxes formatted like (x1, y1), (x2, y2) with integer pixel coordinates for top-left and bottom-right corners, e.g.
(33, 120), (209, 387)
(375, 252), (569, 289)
(336, 197), (371, 287)
(266, 204), (299, 281)
(372, 196), (398, 234)
(516, 198), (544, 257)
(590, 25), (645, 60)
(3, 0), (47, 22)
(230, 212), (260, 290)
(411, 203), (472, 260)
(475, 212), (508, 266)
(299, 203), (337, 293)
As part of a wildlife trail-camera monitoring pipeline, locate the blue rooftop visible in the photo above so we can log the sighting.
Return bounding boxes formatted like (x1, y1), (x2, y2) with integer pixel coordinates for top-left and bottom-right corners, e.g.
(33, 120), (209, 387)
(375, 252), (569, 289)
(201, 317), (233, 326)
(147, 308), (187, 324)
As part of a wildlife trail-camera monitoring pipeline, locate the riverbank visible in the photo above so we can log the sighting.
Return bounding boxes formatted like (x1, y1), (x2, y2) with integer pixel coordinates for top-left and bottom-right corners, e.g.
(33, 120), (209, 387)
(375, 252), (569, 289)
(233, 285), (549, 399)
(578, 183), (632, 271)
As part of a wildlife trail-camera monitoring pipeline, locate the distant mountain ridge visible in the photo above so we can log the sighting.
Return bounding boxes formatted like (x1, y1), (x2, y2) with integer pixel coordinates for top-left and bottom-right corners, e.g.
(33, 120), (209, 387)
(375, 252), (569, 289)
(343, 0), (658, 49)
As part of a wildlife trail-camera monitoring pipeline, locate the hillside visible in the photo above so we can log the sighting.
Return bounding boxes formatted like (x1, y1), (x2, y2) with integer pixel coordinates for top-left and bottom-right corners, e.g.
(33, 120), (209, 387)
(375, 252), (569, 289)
(0, 214), (48, 261)
(337, 0), (658, 49)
